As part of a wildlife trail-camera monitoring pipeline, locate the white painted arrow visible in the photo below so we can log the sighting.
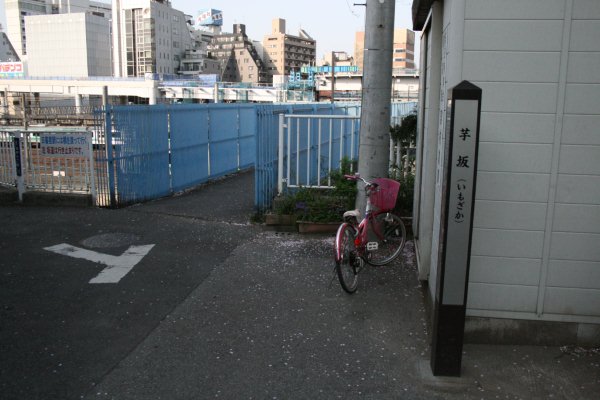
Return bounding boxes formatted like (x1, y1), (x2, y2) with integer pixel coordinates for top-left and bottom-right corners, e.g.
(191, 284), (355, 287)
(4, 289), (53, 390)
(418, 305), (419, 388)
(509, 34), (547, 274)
(44, 243), (155, 284)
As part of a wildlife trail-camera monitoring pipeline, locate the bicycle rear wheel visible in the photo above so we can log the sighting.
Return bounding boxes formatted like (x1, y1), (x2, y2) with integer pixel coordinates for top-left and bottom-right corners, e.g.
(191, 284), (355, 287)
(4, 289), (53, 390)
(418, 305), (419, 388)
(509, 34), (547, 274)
(367, 212), (406, 266)
(335, 223), (360, 293)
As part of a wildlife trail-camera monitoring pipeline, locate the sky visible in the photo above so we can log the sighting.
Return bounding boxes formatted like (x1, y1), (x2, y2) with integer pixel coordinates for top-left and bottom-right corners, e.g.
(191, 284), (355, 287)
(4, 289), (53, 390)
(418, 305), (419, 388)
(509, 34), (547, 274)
(0, 0), (418, 63)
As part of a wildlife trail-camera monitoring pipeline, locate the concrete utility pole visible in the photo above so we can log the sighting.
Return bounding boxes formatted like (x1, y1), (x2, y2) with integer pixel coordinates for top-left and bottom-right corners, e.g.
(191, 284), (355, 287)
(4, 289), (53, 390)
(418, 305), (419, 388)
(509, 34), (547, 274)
(356, 0), (395, 211)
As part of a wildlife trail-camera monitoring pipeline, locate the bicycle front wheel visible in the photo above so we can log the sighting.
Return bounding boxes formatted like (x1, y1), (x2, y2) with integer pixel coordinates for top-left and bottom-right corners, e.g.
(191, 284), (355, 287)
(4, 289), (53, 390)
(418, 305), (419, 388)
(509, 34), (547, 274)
(335, 223), (360, 293)
(367, 212), (407, 266)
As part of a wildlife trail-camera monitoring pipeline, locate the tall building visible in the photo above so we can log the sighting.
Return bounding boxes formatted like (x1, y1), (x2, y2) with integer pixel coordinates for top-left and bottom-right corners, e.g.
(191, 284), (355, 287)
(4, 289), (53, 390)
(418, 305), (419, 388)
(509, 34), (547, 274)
(0, 25), (20, 62)
(112, 0), (192, 77)
(26, 12), (111, 77)
(5, 0), (50, 59)
(392, 28), (415, 69)
(207, 23), (267, 84)
(262, 18), (316, 81)
(3, 0), (111, 61)
(354, 28), (416, 72)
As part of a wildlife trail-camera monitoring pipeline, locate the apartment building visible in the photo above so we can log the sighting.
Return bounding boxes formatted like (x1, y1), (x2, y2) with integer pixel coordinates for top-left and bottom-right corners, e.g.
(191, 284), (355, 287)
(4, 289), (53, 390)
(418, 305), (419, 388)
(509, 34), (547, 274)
(262, 18), (316, 81)
(26, 12), (111, 77)
(112, 0), (192, 77)
(207, 24), (267, 84)
(392, 28), (416, 69)
(354, 28), (416, 72)
(3, 0), (111, 60)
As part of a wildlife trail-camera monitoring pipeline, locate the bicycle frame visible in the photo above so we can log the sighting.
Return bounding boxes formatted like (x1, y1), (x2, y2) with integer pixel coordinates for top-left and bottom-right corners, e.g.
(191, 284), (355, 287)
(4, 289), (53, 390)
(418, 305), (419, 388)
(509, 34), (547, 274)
(334, 189), (388, 262)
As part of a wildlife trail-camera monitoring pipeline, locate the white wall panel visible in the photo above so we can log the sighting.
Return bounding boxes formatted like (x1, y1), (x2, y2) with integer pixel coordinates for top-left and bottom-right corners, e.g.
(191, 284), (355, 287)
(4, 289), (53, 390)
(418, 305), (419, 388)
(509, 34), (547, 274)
(562, 115), (600, 145)
(464, 20), (563, 51)
(554, 204), (600, 234)
(478, 142), (553, 173)
(468, 283), (538, 313)
(556, 175), (600, 204)
(550, 232), (600, 261)
(476, 172), (550, 202)
(544, 288), (600, 316)
(472, 228), (545, 259)
(474, 200), (547, 230)
(565, 84), (600, 115)
(470, 256), (541, 285)
(463, 51), (560, 83)
(477, 82), (558, 114)
(559, 145), (600, 175)
(548, 260), (600, 289)
(570, 20), (600, 51)
(573, 0), (600, 19)
(567, 53), (600, 84)
(480, 112), (556, 144)
(465, 0), (566, 19)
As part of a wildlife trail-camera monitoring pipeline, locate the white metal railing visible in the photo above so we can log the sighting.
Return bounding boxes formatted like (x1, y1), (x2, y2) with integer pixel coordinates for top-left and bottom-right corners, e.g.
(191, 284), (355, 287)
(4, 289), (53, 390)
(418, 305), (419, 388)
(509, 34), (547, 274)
(0, 132), (16, 185)
(277, 114), (360, 194)
(0, 129), (96, 202)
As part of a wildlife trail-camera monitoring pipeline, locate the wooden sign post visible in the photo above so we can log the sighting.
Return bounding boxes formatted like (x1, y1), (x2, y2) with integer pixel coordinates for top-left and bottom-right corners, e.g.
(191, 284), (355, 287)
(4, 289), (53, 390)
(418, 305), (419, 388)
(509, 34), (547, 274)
(431, 81), (482, 376)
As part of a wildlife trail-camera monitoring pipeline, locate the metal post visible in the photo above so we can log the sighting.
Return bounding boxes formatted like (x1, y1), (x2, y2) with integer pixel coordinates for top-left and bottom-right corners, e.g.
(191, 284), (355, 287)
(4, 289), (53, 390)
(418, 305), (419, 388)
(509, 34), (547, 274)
(102, 86), (116, 207)
(87, 131), (97, 205)
(277, 113), (285, 194)
(356, 0), (395, 211)
(21, 93), (28, 131)
(331, 51), (335, 103)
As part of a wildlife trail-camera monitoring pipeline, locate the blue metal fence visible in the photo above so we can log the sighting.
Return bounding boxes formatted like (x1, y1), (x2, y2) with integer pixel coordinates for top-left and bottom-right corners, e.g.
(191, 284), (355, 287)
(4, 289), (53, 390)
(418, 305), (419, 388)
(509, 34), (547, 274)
(98, 103), (258, 207)
(254, 103), (360, 212)
(93, 101), (416, 209)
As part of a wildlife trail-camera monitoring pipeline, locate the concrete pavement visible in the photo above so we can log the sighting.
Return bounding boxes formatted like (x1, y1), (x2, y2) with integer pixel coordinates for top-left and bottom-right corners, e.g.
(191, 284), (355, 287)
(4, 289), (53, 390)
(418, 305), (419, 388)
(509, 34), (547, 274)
(1, 170), (599, 399)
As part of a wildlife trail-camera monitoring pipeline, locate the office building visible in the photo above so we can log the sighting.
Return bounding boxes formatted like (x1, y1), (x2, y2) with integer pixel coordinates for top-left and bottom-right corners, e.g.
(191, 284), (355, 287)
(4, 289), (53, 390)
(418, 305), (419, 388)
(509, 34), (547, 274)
(26, 12), (111, 77)
(354, 28), (416, 72)
(208, 24), (267, 84)
(262, 18), (316, 81)
(3, 0), (111, 60)
(111, 0), (192, 77)
(0, 25), (20, 62)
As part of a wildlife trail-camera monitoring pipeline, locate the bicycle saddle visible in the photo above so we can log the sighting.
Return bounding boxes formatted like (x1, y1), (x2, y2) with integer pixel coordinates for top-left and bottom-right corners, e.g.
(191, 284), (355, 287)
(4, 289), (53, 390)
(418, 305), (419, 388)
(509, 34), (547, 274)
(343, 209), (361, 221)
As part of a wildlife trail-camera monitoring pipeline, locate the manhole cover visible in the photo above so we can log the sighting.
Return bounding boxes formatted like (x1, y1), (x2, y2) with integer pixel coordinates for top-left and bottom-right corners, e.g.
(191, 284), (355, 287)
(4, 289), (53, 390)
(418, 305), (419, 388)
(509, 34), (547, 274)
(81, 233), (140, 249)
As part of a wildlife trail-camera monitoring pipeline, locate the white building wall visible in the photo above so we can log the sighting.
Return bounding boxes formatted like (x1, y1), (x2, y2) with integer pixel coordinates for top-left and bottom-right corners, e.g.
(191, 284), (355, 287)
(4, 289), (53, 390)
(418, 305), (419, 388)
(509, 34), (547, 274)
(112, 0), (192, 77)
(426, 0), (600, 323)
(26, 13), (110, 77)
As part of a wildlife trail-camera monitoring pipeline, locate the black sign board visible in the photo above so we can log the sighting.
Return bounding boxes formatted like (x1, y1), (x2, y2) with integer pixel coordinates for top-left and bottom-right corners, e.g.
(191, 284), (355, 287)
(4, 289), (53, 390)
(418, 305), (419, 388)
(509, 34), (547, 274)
(13, 137), (22, 177)
(431, 81), (482, 376)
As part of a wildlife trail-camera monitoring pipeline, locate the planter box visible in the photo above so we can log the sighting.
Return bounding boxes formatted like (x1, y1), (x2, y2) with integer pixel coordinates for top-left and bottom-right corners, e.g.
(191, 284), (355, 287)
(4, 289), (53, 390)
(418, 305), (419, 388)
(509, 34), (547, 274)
(265, 213), (297, 226)
(297, 221), (340, 234)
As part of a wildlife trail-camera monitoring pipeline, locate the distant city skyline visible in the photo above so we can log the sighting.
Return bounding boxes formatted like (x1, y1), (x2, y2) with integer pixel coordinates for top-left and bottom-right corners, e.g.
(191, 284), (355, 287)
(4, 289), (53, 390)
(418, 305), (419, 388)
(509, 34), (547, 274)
(171, 0), (416, 61)
(0, 0), (418, 64)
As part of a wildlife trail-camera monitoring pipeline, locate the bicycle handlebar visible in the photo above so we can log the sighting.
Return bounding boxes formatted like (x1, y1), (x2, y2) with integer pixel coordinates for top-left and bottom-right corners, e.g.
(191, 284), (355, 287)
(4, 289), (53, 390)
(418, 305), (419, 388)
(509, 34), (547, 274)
(344, 173), (378, 190)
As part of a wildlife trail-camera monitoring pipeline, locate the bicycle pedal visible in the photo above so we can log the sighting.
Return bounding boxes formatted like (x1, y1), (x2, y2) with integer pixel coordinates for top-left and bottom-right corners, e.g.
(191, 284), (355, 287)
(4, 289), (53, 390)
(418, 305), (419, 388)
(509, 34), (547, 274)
(366, 242), (378, 251)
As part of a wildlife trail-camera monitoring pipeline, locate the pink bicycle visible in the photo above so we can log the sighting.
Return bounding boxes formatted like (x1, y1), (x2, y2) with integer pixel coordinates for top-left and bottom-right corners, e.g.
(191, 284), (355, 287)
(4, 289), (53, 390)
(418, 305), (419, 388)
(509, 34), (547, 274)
(334, 173), (407, 293)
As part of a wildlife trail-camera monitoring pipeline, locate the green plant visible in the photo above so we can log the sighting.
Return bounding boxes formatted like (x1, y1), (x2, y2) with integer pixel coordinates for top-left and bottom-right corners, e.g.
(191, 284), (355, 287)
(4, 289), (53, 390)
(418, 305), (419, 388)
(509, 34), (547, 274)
(393, 173), (415, 215)
(273, 194), (297, 215)
(270, 160), (358, 223)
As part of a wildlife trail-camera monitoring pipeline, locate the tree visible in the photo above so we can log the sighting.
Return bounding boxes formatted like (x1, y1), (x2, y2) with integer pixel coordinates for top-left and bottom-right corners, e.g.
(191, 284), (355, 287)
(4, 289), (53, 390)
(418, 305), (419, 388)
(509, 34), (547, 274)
(390, 110), (417, 178)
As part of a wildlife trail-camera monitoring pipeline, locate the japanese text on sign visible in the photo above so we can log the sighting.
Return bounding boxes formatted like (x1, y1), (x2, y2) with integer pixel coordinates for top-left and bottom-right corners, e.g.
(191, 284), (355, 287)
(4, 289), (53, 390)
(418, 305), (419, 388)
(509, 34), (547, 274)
(40, 133), (91, 158)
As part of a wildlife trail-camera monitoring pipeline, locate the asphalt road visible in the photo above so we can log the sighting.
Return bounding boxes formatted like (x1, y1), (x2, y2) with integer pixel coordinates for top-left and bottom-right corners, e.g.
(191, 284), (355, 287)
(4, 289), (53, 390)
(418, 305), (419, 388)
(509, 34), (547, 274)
(0, 172), (259, 399)
(2, 170), (599, 399)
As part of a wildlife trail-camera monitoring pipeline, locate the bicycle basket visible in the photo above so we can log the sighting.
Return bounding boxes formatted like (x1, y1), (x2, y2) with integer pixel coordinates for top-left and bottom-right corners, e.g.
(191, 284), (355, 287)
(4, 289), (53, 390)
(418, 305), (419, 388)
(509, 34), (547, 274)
(369, 178), (400, 211)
